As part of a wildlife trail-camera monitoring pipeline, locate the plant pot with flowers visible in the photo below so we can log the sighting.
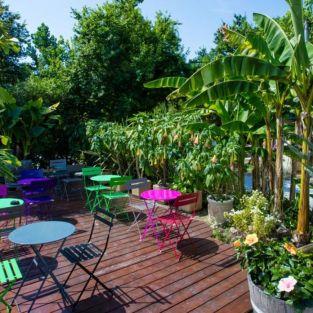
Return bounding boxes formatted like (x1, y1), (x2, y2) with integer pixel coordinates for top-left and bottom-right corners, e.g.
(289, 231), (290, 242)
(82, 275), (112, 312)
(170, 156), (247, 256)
(210, 190), (313, 312)
(234, 236), (313, 313)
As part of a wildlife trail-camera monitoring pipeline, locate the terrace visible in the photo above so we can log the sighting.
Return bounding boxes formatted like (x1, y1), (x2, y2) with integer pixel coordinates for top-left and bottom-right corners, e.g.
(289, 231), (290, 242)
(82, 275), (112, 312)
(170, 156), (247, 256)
(0, 193), (251, 313)
(1, 0), (313, 312)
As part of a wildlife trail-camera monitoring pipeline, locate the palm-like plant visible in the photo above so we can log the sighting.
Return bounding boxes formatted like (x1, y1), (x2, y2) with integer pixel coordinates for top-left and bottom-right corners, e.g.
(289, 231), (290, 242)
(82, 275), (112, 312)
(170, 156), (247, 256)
(145, 0), (313, 242)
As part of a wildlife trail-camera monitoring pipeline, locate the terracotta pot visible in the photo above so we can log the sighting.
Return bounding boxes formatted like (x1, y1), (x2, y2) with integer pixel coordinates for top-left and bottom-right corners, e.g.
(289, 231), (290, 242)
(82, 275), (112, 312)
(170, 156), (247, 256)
(207, 195), (233, 224)
(248, 274), (313, 313)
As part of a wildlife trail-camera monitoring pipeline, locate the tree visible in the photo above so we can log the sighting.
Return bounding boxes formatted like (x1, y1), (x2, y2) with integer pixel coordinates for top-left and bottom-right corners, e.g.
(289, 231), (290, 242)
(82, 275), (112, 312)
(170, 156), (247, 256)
(69, 0), (188, 121)
(0, 0), (30, 86)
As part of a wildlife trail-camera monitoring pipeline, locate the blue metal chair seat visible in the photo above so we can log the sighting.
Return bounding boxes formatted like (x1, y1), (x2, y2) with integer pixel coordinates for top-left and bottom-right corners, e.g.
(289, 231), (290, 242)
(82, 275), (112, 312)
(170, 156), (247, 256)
(61, 243), (102, 263)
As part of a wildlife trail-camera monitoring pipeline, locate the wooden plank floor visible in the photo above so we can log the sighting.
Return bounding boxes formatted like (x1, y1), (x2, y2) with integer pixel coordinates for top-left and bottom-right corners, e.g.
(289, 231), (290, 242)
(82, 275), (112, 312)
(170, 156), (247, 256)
(0, 195), (252, 313)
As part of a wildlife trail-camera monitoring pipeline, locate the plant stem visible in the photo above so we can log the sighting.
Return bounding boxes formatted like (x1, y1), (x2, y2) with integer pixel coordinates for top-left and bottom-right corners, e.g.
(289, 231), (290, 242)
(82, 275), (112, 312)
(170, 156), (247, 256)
(274, 103), (283, 217)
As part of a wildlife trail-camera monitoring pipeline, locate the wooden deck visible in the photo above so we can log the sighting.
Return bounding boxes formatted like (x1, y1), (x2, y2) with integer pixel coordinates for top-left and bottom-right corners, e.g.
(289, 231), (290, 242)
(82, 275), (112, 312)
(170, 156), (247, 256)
(1, 195), (252, 313)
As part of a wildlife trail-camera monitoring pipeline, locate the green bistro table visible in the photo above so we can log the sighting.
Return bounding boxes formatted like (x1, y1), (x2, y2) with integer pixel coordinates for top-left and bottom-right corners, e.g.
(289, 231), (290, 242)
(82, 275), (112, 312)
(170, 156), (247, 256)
(0, 198), (24, 210)
(89, 175), (121, 211)
(0, 198), (24, 229)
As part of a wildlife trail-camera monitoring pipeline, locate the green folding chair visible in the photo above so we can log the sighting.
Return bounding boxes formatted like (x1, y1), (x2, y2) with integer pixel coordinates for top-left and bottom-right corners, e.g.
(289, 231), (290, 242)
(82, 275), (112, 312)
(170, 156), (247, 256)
(0, 258), (22, 312)
(82, 167), (108, 212)
(102, 176), (132, 219)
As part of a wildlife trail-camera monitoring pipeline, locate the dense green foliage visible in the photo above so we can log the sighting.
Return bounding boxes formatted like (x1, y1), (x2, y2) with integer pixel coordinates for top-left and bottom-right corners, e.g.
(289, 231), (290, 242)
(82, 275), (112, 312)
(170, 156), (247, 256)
(8, 0), (190, 158)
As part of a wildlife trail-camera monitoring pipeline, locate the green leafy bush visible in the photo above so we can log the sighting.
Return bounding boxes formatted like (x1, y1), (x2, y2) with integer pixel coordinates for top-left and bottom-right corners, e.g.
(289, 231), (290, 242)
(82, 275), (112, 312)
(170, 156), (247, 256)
(225, 190), (277, 238)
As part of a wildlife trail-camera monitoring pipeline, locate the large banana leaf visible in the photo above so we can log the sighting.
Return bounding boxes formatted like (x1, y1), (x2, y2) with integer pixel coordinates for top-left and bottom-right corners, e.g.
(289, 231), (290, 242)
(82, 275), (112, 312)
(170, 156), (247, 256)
(179, 56), (286, 94)
(186, 80), (259, 107)
(253, 13), (293, 65)
(285, 0), (309, 69)
(222, 120), (250, 133)
(225, 29), (275, 62)
(144, 77), (187, 89)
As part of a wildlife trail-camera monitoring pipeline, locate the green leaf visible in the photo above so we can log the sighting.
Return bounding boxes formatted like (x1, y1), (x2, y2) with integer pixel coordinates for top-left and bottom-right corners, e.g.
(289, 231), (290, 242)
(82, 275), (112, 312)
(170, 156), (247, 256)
(285, 0), (310, 68)
(225, 29), (275, 62)
(222, 120), (250, 133)
(144, 77), (187, 89)
(186, 81), (259, 107)
(0, 136), (9, 146)
(253, 13), (293, 65)
(179, 56), (287, 94)
(0, 87), (16, 106)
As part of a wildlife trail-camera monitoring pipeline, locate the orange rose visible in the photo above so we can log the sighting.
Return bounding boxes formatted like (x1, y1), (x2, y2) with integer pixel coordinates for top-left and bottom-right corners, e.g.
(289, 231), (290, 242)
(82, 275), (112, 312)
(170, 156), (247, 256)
(244, 234), (258, 246)
(284, 243), (297, 255)
(233, 240), (241, 248)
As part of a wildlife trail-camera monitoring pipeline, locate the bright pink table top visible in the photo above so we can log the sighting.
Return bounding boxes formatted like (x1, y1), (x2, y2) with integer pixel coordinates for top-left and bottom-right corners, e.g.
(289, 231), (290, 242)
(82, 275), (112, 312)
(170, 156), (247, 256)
(140, 189), (181, 202)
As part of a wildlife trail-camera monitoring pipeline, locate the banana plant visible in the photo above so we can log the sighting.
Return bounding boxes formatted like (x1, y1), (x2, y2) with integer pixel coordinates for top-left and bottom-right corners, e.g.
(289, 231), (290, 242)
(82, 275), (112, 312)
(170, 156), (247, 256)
(144, 0), (313, 242)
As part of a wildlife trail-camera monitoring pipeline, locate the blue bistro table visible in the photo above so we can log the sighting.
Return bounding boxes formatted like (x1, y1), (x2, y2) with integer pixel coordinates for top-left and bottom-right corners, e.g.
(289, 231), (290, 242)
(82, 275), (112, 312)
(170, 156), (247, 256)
(9, 221), (75, 311)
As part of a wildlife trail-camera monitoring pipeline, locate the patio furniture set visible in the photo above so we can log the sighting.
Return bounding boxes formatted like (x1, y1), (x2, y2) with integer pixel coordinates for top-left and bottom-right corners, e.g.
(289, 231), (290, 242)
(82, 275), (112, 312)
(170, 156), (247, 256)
(0, 165), (198, 312)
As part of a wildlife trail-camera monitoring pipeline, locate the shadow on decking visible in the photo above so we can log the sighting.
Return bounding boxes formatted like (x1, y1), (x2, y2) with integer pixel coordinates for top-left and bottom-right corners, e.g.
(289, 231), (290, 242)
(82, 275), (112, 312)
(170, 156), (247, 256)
(178, 237), (219, 260)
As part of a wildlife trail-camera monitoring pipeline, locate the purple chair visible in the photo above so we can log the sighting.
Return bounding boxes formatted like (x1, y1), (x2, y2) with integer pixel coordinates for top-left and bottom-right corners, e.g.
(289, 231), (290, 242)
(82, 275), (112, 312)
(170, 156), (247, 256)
(20, 169), (44, 179)
(0, 184), (8, 198)
(23, 179), (57, 223)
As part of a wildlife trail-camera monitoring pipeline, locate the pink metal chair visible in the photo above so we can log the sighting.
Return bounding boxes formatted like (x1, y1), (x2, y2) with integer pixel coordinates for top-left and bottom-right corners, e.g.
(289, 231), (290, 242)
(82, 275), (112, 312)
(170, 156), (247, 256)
(157, 193), (198, 259)
(0, 185), (8, 198)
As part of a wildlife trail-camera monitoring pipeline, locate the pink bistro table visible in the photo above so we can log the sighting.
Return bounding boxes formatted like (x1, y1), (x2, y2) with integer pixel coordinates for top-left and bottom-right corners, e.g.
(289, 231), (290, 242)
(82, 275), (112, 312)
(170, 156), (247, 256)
(140, 189), (181, 244)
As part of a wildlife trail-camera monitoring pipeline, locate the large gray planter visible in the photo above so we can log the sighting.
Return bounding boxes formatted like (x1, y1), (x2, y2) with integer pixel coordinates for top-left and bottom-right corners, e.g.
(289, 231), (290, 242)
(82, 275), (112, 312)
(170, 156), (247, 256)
(248, 275), (313, 313)
(207, 195), (233, 224)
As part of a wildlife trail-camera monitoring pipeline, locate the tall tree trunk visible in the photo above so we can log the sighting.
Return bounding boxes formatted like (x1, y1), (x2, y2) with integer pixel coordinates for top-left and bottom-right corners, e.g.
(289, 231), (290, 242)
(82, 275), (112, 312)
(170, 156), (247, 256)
(261, 152), (267, 194)
(265, 112), (274, 195)
(238, 152), (245, 196)
(252, 139), (260, 190)
(296, 113), (311, 243)
(290, 117), (301, 202)
(274, 104), (284, 216)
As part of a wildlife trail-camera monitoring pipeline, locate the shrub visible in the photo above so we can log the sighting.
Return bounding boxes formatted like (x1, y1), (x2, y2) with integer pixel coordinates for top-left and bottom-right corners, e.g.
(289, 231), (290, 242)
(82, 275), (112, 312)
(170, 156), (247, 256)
(224, 190), (277, 238)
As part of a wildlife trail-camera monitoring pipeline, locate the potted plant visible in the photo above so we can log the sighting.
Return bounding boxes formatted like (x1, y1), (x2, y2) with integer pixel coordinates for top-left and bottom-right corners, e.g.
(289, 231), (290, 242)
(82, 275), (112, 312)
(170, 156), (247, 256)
(234, 237), (313, 313)
(205, 140), (237, 223)
(172, 143), (209, 212)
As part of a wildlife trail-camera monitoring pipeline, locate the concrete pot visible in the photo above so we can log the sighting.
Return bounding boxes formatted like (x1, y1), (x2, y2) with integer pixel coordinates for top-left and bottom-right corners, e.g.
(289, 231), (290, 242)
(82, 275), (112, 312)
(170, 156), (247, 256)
(248, 275), (313, 313)
(207, 195), (233, 224)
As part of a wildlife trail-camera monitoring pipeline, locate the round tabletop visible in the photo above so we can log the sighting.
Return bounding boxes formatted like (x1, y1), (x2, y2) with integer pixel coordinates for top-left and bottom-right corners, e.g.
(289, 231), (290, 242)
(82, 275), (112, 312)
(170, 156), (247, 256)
(0, 198), (24, 210)
(17, 177), (51, 186)
(9, 221), (75, 245)
(90, 174), (120, 182)
(141, 189), (181, 202)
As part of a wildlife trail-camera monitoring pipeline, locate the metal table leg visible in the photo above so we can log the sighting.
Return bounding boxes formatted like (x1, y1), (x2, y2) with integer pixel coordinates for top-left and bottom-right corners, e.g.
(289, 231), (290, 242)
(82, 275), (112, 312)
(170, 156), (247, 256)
(12, 239), (73, 312)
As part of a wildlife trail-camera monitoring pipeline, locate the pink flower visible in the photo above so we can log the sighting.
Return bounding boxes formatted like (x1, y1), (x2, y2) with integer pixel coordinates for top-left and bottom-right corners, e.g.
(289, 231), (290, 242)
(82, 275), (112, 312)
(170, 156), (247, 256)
(278, 276), (297, 293)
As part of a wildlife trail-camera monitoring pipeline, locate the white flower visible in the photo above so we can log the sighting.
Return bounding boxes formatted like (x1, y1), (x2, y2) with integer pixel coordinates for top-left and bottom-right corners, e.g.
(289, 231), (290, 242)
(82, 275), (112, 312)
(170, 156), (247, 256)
(278, 276), (297, 293)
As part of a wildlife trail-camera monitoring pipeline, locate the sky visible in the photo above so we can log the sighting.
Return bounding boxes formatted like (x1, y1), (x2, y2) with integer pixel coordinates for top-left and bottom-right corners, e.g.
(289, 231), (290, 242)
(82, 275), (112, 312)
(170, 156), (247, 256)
(8, 0), (289, 58)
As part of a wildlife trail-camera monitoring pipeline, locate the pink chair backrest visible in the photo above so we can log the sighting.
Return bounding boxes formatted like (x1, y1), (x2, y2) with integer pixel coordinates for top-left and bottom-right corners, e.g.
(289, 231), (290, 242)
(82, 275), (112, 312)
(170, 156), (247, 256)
(0, 184), (8, 198)
(173, 192), (198, 215)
